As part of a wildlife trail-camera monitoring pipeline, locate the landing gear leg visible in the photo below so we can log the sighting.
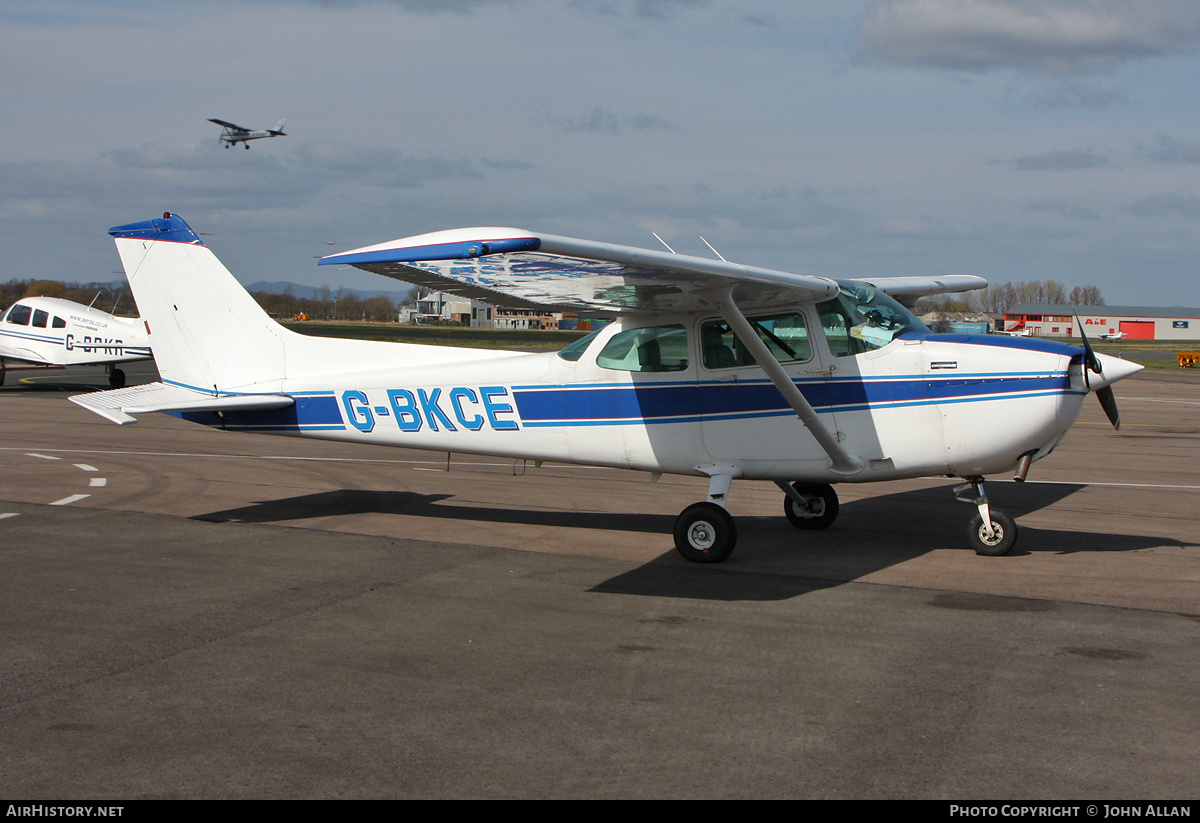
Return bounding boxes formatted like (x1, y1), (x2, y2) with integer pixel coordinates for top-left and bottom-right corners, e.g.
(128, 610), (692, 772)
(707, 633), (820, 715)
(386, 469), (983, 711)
(778, 481), (839, 530)
(954, 477), (1018, 556)
(674, 470), (739, 563)
(107, 366), (126, 389)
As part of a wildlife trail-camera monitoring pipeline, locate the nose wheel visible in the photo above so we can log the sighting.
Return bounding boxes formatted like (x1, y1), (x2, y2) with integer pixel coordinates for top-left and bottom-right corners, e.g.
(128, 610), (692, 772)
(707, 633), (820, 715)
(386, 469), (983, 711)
(779, 481), (839, 530)
(966, 509), (1017, 556)
(955, 478), (1018, 556)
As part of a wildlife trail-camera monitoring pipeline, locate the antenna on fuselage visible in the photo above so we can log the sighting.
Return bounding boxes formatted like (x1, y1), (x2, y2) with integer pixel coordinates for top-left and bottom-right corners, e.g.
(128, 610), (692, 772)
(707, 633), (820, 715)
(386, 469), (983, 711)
(699, 236), (727, 262)
(651, 232), (676, 254)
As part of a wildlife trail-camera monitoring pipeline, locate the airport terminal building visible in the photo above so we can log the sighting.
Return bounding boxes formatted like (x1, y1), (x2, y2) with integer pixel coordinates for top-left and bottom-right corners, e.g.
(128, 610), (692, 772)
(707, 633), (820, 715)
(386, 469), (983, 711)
(1004, 304), (1200, 340)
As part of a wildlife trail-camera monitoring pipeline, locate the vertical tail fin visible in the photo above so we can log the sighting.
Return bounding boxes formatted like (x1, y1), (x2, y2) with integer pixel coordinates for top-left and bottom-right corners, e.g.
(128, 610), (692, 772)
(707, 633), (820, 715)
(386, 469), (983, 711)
(109, 213), (288, 392)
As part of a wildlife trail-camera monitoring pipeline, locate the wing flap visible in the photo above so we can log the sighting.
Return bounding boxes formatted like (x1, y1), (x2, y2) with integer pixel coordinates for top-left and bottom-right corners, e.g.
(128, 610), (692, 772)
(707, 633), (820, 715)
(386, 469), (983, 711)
(321, 228), (841, 314)
(70, 381), (294, 425)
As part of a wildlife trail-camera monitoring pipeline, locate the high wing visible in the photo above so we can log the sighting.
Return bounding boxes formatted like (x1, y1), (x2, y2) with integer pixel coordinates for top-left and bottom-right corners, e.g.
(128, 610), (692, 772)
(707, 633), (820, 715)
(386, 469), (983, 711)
(860, 275), (987, 308)
(320, 228), (842, 314)
(208, 118), (250, 134)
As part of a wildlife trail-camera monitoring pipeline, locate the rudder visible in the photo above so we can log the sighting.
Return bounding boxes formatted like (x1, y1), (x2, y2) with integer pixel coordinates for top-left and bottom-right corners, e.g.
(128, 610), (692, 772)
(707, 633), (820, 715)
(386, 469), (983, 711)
(109, 213), (288, 393)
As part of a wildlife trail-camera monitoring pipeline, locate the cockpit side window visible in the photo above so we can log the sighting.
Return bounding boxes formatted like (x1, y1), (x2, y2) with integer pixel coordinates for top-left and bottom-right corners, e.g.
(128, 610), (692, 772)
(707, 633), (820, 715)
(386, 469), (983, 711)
(5, 304), (32, 325)
(596, 324), (689, 372)
(818, 282), (925, 357)
(701, 312), (811, 369)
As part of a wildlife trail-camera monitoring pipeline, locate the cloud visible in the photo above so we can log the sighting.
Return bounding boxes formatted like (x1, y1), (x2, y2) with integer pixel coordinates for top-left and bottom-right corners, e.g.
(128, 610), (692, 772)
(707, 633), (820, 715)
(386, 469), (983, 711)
(297, 141), (483, 187)
(858, 0), (1200, 75)
(1142, 134), (1200, 165)
(1012, 149), (1108, 171)
(0, 141), (486, 224)
(1122, 194), (1200, 218)
(568, 0), (710, 19)
(1022, 198), (1101, 220)
(554, 108), (672, 135)
(1025, 81), (1126, 109)
(306, 0), (516, 14)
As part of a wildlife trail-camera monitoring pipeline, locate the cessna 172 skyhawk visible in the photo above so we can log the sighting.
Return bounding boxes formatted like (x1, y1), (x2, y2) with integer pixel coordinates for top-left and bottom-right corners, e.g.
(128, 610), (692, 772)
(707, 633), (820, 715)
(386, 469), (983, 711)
(1, 295), (150, 387)
(208, 117), (287, 149)
(71, 213), (1141, 562)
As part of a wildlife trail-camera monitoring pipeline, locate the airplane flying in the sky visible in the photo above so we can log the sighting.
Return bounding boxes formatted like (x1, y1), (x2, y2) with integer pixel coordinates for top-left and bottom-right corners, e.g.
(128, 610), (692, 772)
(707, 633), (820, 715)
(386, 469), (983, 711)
(1, 295), (150, 387)
(208, 117), (287, 149)
(71, 213), (1141, 562)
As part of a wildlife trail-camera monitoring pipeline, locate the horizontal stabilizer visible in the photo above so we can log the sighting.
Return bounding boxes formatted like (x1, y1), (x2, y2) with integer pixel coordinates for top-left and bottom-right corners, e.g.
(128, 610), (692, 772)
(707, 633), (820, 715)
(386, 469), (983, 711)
(70, 381), (293, 425)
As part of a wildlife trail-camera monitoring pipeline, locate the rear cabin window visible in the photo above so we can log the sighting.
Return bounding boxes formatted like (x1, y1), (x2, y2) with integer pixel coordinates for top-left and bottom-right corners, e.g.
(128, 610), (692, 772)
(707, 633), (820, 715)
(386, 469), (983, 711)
(595, 325), (689, 372)
(701, 312), (811, 369)
(32, 309), (48, 328)
(52, 316), (66, 329)
(5, 304), (31, 325)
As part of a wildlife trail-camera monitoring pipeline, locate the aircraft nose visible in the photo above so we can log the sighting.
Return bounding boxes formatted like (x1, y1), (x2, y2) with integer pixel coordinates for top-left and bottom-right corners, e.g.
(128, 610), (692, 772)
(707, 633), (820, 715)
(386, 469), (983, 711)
(1090, 352), (1144, 389)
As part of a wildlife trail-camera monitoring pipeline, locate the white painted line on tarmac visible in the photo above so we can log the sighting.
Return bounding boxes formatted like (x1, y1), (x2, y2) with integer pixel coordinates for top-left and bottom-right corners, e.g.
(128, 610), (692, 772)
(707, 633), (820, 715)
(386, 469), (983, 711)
(26, 453), (61, 460)
(73, 463), (99, 472)
(89, 478), (108, 487)
(0, 512), (20, 520)
(49, 494), (90, 506)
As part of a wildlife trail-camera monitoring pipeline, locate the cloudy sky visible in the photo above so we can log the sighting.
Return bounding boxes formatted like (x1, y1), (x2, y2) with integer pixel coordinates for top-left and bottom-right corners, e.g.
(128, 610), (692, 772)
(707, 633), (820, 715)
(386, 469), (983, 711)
(3, 0), (1200, 305)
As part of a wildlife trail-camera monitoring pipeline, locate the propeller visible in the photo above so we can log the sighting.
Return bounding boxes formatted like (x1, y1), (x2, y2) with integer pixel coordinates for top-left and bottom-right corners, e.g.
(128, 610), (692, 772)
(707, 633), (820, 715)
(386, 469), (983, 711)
(1076, 319), (1121, 430)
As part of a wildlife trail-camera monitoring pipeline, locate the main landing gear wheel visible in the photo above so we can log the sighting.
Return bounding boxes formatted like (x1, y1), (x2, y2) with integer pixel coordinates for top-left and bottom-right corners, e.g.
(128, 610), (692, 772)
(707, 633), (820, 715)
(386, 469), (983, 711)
(674, 502), (737, 564)
(783, 482), (839, 530)
(967, 509), (1017, 556)
(108, 368), (126, 389)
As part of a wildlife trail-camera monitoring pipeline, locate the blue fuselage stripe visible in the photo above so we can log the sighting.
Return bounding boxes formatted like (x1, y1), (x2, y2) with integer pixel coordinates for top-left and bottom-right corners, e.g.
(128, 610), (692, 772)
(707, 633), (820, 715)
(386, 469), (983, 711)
(512, 374), (1071, 425)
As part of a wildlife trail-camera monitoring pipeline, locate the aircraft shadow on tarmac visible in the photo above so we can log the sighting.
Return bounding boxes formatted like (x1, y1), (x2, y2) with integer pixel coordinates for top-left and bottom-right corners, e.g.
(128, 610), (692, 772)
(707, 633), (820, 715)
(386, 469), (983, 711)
(193, 481), (1183, 602)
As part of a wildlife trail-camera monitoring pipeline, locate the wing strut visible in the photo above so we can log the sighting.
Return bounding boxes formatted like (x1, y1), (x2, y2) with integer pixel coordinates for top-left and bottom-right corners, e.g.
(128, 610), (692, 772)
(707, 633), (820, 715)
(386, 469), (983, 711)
(707, 286), (865, 476)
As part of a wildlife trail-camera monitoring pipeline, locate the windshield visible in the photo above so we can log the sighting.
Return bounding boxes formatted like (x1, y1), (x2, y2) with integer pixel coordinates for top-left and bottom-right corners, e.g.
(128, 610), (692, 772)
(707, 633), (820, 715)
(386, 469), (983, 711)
(817, 281), (926, 357)
(556, 329), (602, 362)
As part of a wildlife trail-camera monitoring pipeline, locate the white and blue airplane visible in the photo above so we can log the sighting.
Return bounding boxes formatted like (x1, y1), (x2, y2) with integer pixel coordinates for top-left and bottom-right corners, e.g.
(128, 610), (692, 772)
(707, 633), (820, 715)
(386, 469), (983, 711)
(208, 117), (287, 149)
(1, 295), (151, 387)
(70, 213), (1141, 562)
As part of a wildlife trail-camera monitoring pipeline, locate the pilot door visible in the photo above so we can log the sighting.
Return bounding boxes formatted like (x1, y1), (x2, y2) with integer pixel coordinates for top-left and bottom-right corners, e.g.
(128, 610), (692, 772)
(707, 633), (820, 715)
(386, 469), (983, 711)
(698, 309), (840, 468)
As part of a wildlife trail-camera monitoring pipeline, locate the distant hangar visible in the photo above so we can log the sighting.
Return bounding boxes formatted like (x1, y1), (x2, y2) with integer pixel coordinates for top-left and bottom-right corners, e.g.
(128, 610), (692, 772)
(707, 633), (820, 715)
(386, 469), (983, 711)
(1004, 304), (1200, 340)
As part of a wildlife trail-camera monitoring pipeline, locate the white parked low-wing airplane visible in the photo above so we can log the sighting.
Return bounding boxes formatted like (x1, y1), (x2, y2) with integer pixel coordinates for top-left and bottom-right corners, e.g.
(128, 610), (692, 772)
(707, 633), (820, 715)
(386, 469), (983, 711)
(208, 117), (287, 149)
(1, 295), (151, 387)
(71, 213), (1142, 561)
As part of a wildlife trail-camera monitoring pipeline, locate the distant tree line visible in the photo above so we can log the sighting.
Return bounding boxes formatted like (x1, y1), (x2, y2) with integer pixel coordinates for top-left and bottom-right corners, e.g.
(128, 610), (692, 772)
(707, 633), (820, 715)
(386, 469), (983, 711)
(915, 280), (1105, 316)
(0, 278), (139, 316)
(250, 285), (403, 322)
(4, 276), (1104, 325)
(0, 278), (404, 323)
